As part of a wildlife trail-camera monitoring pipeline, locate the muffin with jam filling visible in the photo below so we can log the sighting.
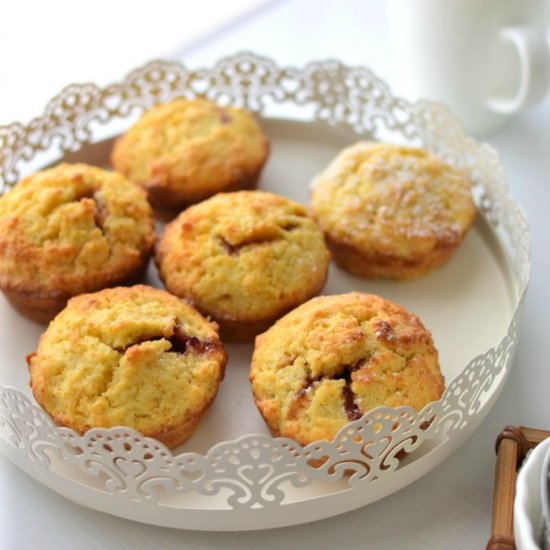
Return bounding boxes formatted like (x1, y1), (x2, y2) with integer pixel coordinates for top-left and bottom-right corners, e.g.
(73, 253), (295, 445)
(27, 285), (227, 449)
(250, 292), (444, 445)
(0, 163), (155, 322)
(155, 190), (330, 341)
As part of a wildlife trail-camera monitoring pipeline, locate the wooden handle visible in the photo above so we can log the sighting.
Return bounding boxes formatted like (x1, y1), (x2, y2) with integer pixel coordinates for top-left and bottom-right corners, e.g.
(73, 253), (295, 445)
(486, 535), (517, 550)
(486, 426), (528, 550)
(521, 426), (550, 449)
(487, 425), (550, 550)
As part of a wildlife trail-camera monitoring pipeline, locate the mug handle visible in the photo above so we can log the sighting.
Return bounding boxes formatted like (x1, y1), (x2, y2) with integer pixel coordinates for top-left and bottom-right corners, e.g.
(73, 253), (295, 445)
(485, 25), (550, 114)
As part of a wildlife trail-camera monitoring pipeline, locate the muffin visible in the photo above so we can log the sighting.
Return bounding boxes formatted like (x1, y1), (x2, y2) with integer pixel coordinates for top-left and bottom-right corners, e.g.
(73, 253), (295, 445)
(155, 191), (330, 341)
(111, 98), (270, 213)
(310, 142), (476, 279)
(0, 163), (155, 323)
(250, 292), (444, 446)
(27, 285), (227, 449)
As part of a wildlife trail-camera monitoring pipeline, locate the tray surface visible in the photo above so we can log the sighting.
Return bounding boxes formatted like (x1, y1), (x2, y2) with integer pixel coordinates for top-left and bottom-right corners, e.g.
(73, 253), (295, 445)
(0, 54), (529, 530)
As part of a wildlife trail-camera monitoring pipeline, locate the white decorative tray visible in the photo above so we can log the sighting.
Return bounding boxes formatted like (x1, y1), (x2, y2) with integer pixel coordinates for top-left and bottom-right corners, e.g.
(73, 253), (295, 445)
(0, 53), (529, 531)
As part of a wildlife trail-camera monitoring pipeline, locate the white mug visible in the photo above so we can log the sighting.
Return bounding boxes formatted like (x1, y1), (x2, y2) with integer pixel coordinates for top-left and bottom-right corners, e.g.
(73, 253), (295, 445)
(386, 0), (550, 134)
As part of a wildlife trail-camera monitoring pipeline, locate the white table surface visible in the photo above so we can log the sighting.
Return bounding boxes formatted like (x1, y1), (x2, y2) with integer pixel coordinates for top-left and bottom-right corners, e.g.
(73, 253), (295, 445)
(1, 1), (549, 548)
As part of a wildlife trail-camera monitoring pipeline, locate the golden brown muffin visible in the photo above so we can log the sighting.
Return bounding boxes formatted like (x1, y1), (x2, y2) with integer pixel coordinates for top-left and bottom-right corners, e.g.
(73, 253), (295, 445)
(0, 163), (155, 323)
(27, 285), (227, 449)
(310, 142), (476, 279)
(111, 98), (270, 213)
(250, 292), (444, 446)
(155, 191), (330, 342)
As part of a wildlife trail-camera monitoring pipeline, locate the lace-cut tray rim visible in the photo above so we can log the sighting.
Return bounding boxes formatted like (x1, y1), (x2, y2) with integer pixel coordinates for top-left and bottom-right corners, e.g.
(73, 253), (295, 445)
(0, 54), (530, 529)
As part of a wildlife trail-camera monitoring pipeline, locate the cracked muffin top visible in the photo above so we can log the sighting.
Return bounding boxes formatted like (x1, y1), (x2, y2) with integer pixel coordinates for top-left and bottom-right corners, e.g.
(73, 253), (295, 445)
(310, 142), (476, 279)
(27, 285), (227, 449)
(0, 163), (155, 302)
(155, 190), (330, 341)
(111, 98), (270, 211)
(250, 292), (444, 446)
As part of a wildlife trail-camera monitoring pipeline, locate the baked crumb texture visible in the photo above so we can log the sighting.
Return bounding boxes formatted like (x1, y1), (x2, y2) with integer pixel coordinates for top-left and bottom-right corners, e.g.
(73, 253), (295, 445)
(111, 98), (270, 213)
(27, 285), (227, 449)
(0, 163), (155, 322)
(250, 292), (444, 446)
(310, 142), (476, 279)
(155, 191), (331, 342)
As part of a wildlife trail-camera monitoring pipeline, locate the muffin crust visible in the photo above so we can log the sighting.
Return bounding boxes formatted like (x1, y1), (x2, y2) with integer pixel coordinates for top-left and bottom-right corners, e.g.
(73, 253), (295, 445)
(155, 191), (330, 341)
(28, 285), (227, 449)
(0, 163), (155, 322)
(310, 142), (476, 279)
(250, 292), (444, 446)
(111, 98), (269, 212)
